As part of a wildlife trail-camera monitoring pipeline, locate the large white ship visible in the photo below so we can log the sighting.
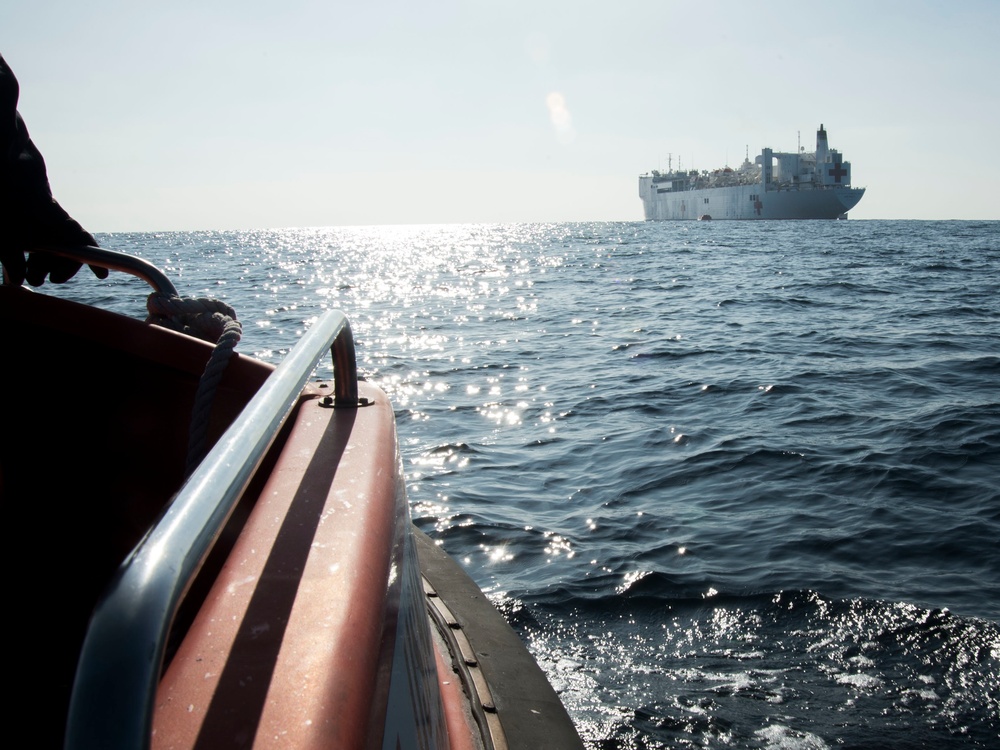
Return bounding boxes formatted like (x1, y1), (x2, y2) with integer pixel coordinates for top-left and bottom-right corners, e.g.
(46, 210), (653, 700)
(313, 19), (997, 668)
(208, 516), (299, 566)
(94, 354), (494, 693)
(638, 124), (865, 220)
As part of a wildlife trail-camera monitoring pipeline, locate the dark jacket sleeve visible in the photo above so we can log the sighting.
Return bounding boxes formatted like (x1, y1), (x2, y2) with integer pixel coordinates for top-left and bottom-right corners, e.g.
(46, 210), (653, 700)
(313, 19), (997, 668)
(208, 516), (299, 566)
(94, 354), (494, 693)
(1, 54), (101, 286)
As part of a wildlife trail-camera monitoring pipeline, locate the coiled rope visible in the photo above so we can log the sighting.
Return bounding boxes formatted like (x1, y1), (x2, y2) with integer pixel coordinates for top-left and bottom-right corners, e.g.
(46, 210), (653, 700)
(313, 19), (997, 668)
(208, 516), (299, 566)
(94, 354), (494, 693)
(146, 292), (243, 475)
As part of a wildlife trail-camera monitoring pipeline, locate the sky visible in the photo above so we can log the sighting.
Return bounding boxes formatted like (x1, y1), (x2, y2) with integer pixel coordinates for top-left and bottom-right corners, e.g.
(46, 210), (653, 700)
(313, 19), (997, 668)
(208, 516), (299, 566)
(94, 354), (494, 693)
(3, 1), (999, 231)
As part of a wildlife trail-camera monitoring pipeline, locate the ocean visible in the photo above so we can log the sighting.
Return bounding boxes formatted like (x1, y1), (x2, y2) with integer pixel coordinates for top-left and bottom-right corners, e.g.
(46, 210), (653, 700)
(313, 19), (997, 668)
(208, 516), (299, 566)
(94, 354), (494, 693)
(51, 220), (999, 748)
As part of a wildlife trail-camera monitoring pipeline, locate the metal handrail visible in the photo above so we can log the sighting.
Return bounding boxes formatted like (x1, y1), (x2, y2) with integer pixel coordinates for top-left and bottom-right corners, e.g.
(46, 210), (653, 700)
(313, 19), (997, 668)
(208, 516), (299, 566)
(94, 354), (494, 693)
(65, 307), (360, 749)
(14, 245), (361, 405)
(6, 244), (179, 296)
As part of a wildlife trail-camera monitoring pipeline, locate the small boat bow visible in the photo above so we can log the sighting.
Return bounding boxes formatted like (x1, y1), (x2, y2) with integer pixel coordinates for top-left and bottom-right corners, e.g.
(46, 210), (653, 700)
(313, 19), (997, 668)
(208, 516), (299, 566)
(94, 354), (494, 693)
(1, 246), (581, 750)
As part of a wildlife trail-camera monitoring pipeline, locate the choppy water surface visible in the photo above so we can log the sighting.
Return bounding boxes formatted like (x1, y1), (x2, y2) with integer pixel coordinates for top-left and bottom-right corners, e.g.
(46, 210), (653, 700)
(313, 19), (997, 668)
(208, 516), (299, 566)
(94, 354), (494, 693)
(54, 220), (999, 747)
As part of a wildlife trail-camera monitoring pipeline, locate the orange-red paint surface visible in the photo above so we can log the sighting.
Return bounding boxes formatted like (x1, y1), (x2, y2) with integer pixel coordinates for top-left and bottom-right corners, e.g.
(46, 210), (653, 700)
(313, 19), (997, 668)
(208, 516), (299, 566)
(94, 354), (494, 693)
(154, 384), (408, 749)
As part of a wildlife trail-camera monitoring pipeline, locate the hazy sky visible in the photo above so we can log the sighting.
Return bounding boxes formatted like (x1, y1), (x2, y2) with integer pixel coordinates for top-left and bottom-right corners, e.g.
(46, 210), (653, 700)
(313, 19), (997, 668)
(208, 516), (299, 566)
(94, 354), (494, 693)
(4, 1), (998, 230)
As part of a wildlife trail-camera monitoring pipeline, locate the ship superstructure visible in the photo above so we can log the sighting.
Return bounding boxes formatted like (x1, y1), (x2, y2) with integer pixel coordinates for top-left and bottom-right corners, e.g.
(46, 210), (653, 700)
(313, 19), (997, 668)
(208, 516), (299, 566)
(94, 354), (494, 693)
(638, 124), (865, 220)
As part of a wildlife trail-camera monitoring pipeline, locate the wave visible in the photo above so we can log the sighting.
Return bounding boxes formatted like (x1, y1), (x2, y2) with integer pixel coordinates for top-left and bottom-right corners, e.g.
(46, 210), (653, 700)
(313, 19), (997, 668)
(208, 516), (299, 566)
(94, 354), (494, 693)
(505, 588), (1000, 749)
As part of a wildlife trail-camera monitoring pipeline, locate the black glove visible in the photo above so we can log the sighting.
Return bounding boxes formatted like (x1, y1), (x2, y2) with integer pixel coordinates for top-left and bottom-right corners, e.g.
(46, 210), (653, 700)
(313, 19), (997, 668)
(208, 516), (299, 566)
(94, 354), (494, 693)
(1, 54), (108, 286)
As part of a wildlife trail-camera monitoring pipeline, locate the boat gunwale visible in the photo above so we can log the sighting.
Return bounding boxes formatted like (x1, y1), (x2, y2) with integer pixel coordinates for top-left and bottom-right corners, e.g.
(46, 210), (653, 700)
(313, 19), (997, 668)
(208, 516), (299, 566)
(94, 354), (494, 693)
(62, 273), (363, 749)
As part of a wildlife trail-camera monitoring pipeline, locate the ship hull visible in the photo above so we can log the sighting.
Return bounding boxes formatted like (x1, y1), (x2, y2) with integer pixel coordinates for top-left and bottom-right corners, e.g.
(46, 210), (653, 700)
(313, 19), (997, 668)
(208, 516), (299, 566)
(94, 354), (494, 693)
(638, 178), (865, 221)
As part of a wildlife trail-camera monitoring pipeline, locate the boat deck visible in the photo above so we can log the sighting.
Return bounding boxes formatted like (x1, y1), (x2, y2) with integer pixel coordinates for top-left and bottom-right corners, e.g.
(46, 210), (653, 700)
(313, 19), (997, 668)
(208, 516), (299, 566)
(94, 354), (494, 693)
(1, 283), (582, 749)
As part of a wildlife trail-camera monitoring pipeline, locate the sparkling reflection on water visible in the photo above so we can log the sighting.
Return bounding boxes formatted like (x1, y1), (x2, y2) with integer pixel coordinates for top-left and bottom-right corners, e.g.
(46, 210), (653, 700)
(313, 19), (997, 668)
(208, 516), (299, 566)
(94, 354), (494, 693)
(45, 220), (1000, 747)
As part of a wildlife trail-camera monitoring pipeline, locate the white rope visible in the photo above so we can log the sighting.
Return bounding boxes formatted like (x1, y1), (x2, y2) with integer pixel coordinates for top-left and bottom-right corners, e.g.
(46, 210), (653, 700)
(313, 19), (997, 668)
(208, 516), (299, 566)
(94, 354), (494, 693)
(146, 292), (244, 474)
(146, 293), (239, 341)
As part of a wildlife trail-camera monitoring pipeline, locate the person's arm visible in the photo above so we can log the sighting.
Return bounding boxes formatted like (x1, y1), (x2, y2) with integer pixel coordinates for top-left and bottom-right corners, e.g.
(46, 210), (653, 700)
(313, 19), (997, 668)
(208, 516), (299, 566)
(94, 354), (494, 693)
(1, 54), (107, 286)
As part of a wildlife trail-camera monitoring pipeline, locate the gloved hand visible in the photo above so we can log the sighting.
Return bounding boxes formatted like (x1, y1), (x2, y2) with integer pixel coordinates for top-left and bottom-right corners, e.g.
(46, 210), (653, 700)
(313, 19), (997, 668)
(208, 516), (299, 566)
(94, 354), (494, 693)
(1, 54), (108, 286)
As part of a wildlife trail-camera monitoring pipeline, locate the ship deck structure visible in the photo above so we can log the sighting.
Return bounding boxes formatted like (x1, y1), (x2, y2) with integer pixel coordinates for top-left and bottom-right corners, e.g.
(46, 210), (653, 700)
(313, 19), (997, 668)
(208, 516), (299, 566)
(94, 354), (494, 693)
(639, 124), (865, 220)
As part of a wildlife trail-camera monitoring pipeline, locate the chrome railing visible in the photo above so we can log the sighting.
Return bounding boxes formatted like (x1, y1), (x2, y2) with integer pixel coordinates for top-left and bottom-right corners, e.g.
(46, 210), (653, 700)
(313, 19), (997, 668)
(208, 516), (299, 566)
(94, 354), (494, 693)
(3, 244), (179, 296)
(60, 249), (360, 749)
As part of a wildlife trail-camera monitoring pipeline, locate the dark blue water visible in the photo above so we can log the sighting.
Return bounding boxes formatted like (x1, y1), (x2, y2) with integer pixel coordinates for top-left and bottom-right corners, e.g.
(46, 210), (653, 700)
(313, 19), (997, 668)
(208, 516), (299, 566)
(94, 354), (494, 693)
(49, 221), (999, 747)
